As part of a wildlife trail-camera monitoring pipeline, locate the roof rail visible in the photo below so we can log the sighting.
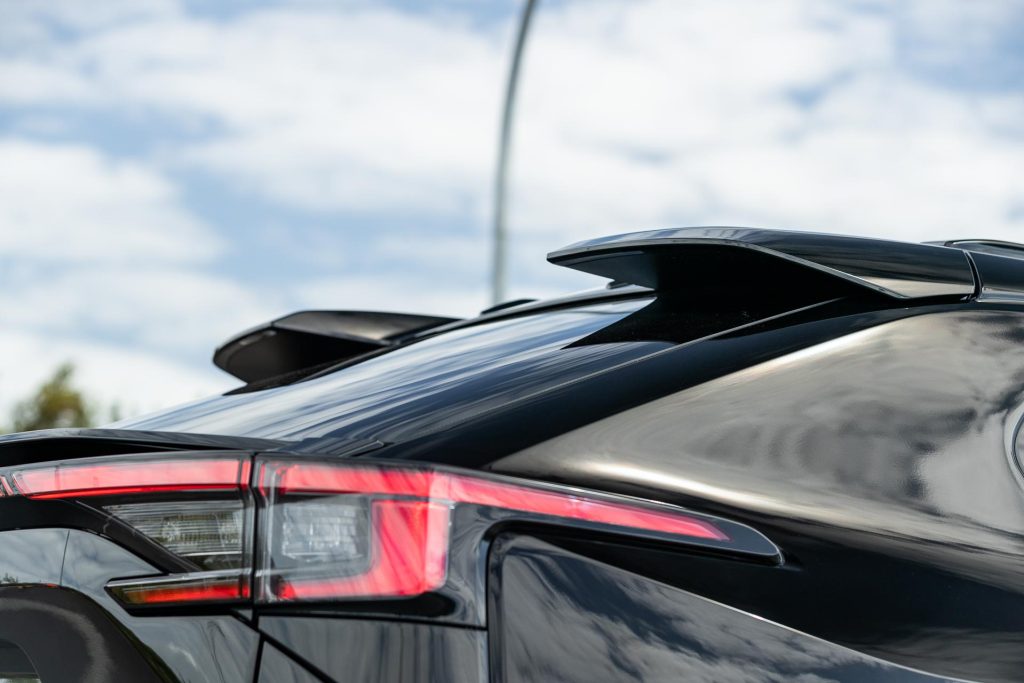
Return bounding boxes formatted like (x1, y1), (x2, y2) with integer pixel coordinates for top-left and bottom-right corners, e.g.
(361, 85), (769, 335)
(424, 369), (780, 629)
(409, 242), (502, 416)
(214, 310), (459, 383)
(549, 227), (976, 300)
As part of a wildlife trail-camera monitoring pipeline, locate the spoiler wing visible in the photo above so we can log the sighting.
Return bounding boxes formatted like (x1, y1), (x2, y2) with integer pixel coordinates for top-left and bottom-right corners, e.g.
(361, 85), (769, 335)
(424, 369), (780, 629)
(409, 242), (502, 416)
(548, 227), (976, 300)
(214, 310), (458, 383)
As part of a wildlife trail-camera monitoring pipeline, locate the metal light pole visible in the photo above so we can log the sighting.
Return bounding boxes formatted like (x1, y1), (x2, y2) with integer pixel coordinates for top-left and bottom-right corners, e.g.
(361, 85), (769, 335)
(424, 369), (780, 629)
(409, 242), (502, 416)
(491, 0), (539, 306)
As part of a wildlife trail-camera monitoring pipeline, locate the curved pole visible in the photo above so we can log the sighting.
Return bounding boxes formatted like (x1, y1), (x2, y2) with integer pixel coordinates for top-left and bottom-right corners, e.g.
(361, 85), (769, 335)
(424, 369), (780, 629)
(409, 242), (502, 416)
(491, 0), (539, 305)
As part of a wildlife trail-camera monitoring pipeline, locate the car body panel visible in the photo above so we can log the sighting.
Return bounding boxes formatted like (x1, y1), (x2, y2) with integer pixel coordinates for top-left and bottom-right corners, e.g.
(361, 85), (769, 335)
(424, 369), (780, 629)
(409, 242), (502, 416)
(0, 586), (167, 683)
(261, 617), (488, 683)
(7, 230), (1024, 682)
(490, 535), (963, 682)
(0, 528), (261, 683)
(258, 643), (323, 683)
(489, 308), (1024, 681)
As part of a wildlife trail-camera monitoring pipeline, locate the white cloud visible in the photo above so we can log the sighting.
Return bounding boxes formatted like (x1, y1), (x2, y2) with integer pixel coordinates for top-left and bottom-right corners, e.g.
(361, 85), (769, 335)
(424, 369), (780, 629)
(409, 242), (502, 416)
(4, 0), (1023, 248)
(507, 0), (1024, 243)
(0, 61), (98, 104)
(0, 138), (221, 264)
(1, 4), (507, 216)
(0, 138), (276, 418)
(2, 0), (1024, 428)
(2, 265), (285, 358)
(2, 0), (180, 33)
(297, 273), (487, 320)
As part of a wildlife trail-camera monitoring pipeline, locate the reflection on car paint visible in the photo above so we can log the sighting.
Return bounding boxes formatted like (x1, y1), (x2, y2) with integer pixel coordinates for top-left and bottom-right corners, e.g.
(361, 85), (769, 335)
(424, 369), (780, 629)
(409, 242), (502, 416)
(496, 310), (1024, 681)
(261, 617), (488, 683)
(493, 536), (960, 682)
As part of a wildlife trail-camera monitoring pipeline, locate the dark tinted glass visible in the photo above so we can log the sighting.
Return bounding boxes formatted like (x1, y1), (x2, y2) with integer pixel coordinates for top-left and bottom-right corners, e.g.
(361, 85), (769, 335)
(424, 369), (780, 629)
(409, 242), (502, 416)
(118, 298), (660, 441)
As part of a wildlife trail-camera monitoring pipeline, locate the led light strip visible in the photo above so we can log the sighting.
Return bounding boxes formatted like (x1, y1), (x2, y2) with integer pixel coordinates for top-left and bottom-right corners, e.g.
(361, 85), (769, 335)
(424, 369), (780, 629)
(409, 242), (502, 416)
(261, 462), (728, 542)
(10, 457), (250, 499)
(108, 570), (250, 605)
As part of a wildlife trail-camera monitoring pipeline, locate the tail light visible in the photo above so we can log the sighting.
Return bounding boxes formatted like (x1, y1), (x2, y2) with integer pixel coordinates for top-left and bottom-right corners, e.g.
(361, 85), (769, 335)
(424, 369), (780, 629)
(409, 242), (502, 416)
(10, 454), (254, 605)
(11, 457), (248, 499)
(104, 500), (247, 570)
(2, 453), (779, 614)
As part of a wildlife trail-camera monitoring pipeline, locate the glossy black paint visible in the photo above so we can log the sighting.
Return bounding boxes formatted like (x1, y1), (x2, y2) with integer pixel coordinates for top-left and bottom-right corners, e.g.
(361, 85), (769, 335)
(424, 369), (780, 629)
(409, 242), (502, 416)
(8, 229), (1024, 681)
(261, 617), (487, 682)
(376, 302), (945, 468)
(490, 535), (956, 682)
(942, 239), (1024, 260)
(0, 427), (282, 466)
(0, 585), (165, 683)
(214, 310), (459, 383)
(0, 528), (66, 584)
(969, 250), (1024, 303)
(549, 227), (977, 299)
(258, 643), (324, 683)
(490, 308), (1024, 681)
(0, 526), (262, 682)
(62, 530), (261, 682)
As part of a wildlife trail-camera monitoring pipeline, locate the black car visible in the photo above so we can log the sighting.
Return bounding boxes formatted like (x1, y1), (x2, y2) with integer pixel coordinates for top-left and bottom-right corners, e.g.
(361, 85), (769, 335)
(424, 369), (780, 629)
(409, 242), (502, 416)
(3, 227), (1024, 683)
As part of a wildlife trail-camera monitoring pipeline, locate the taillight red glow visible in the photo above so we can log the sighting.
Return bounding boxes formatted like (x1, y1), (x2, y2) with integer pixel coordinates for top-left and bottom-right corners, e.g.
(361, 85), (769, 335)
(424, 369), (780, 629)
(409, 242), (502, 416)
(9, 455), (255, 604)
(133, 582), (247, 604)
(263, 463), (727, 542)
(274, 501), (450, 600)
(11, 457), (249, 499)
(0, 454), (762, 610)
(107, 571), (250, 605)
(255, 461), (729, 603)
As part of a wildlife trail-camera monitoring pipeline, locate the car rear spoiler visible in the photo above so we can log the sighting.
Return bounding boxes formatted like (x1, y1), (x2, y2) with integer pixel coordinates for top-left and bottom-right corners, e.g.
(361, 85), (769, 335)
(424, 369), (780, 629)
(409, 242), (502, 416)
(548, 227), (977, 300)
(214, 310), (459, 383)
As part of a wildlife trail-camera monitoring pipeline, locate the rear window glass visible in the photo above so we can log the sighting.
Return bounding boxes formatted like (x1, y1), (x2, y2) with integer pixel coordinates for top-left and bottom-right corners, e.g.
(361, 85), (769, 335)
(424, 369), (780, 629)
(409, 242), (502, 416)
(117, 298), (661, 441)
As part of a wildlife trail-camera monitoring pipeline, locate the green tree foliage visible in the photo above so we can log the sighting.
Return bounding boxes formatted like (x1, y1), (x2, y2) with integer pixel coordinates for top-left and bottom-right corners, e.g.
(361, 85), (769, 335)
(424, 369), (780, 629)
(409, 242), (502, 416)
(11, 362), (94, 432)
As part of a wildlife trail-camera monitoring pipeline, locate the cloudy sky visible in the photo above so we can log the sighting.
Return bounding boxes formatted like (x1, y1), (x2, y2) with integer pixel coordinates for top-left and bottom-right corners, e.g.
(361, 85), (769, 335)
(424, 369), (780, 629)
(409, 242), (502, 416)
(1, 0), (1022, 423)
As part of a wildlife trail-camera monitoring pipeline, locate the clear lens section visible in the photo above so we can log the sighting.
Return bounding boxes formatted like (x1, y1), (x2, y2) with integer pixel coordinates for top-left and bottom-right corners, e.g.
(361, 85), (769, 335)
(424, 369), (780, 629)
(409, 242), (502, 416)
(263, 496), (374, 598)
(276, 497), (371, 571)
(106, 500), (246, 570)
(259, 493), (450, 602)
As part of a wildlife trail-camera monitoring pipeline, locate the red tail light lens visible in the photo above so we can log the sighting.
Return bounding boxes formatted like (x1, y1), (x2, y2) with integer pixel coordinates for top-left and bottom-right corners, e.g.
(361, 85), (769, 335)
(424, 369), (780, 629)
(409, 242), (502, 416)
(9, 454), (254, 606)
(257, 465), (453, 601)
(254, 461), (728, 602)
(2, 454), (778, 611)
(265, 464), (727, 540)
(265, 499), (451, 601)
(11, 457), (249, 499)
(108, 570), (251, 605)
